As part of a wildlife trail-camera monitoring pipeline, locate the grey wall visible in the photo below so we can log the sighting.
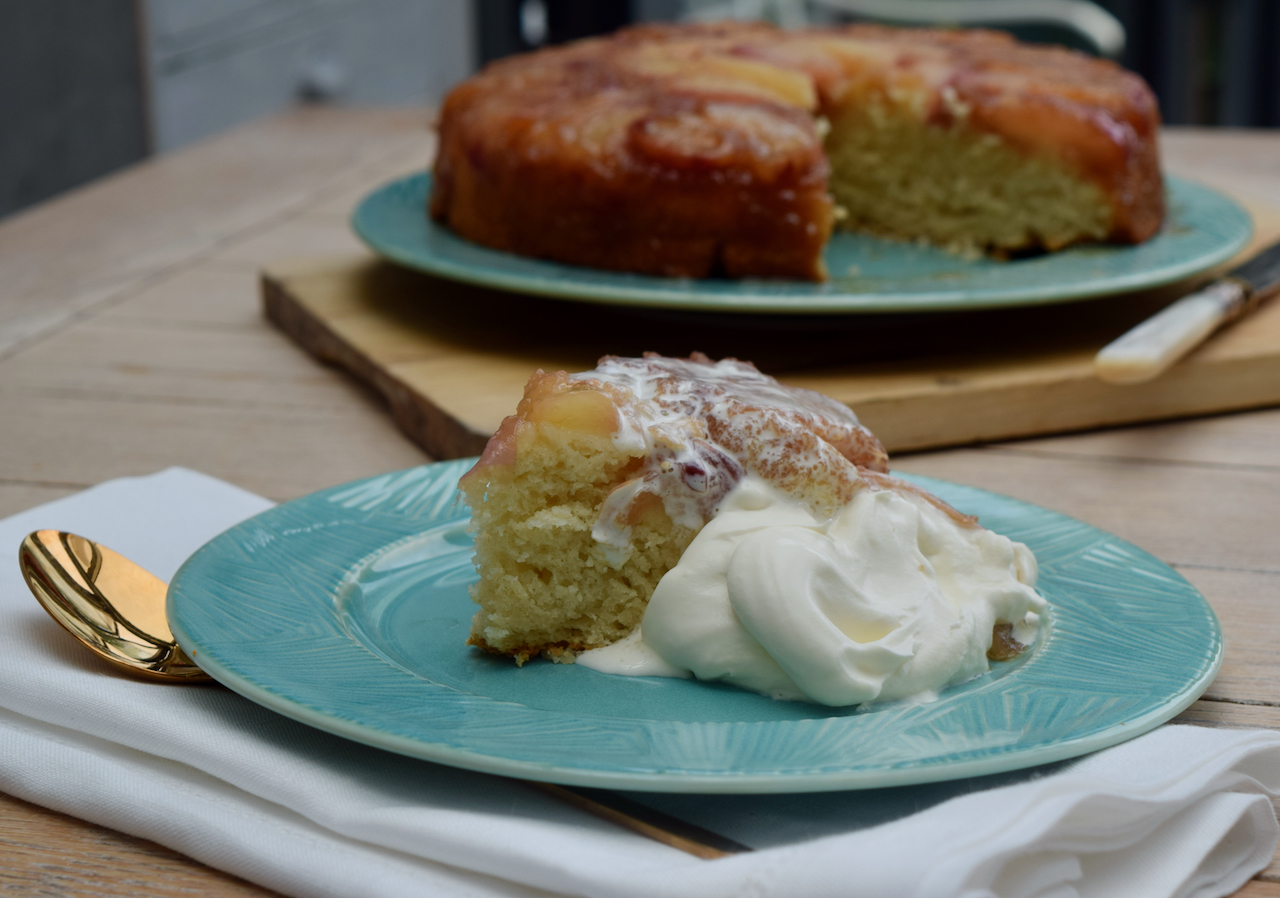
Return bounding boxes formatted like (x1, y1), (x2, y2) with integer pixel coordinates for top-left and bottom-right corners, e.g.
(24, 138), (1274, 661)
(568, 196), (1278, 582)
(144, 0), (473, 152)
(0, 0), (149, 218)
(0, 1), (474, 220)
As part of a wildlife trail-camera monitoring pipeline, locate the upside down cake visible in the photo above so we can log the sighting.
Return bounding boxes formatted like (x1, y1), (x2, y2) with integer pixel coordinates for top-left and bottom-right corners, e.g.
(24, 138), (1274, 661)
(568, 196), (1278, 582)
(459, 354), (1045, 705)
(430, 22), (1164, 281)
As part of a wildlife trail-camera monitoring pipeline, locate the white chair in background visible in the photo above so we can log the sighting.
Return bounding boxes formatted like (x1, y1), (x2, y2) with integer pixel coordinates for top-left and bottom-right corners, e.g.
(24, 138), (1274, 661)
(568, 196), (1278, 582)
(682, 0), (1125, 57)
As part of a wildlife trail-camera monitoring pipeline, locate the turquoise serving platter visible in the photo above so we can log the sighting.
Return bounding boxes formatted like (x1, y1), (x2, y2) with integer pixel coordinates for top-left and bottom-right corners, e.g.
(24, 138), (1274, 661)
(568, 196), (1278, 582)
(168, 459), (1222, 793)
(352, 173), (1251, 314)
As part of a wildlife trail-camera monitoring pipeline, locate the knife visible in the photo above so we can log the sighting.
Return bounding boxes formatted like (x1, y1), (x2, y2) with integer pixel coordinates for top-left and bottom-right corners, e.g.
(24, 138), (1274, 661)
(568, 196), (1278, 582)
(1094, 238), (1280, 384)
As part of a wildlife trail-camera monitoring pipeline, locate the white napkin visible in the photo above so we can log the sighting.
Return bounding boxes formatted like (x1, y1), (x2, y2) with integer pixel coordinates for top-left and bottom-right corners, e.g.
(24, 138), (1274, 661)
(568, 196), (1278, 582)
(1, 468), (1278, 898)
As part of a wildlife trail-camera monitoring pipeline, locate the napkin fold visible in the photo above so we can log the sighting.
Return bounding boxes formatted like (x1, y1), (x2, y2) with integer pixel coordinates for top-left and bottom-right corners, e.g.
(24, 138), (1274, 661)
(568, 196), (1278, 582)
(0, 468), (1277, 898)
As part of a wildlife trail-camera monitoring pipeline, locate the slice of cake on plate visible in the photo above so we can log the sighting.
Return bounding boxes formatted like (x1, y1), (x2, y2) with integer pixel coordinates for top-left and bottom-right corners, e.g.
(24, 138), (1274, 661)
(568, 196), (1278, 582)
(459, 354), (1045, 706)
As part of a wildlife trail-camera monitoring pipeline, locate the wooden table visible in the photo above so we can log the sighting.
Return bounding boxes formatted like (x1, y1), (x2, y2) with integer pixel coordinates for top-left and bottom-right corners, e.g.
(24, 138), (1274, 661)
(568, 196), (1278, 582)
(1, 107), (1278, 897)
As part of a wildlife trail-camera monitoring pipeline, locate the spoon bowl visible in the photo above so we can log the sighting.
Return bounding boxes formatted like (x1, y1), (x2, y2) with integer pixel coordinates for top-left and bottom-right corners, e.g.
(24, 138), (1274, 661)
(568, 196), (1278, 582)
(19, 530), (210, 681)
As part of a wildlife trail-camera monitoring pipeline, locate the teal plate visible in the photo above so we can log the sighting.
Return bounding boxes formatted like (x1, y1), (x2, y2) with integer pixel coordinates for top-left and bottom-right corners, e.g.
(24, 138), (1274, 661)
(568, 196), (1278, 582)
(168, 459), (1222, 793)
(352, 174), (1251, 314)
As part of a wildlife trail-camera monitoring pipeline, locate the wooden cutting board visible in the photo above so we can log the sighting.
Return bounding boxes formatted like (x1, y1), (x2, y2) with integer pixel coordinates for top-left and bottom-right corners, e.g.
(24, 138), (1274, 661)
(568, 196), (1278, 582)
(262, 204), (1280, 461)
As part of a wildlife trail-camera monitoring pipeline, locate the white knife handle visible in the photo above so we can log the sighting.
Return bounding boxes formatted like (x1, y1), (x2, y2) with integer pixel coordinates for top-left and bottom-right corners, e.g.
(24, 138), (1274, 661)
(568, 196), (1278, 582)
(1094, 280), (1249, 384)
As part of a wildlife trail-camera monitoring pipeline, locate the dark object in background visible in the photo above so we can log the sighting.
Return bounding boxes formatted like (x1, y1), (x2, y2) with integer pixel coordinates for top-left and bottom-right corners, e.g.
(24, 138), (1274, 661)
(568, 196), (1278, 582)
(0, 0), (148, 219)
(477, 0), (631, 64)
(1109, 0), (1280, 127)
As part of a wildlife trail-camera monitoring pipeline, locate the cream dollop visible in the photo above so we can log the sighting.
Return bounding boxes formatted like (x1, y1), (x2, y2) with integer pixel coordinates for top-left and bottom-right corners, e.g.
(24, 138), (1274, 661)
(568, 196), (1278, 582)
(579, 475), (1045, 706)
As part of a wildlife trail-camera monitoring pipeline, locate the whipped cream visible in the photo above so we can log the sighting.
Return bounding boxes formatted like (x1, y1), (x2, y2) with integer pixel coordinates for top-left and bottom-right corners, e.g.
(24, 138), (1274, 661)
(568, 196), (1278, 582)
(579, 475), (1045, 706)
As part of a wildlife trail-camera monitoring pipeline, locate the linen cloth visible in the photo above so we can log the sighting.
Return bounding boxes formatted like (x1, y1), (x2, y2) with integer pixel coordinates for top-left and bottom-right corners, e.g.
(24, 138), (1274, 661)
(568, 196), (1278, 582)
(0, 467), (1277, 898)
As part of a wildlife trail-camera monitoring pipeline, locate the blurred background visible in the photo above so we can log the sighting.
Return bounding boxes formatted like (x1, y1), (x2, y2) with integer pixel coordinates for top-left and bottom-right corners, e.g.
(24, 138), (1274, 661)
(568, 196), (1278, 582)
(2, 0), (1277, 221)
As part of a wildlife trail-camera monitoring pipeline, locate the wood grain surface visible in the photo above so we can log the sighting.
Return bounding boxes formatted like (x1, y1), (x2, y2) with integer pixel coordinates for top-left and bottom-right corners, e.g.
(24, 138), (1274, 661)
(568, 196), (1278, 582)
(0, 792), (278, 897)
(0, 109), (1278, 896)
(262, 192), (1280, 461)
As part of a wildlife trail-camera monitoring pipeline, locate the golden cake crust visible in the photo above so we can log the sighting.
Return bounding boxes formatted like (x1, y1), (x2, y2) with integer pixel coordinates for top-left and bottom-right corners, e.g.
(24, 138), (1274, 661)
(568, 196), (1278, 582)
(431, 22), (1163, 281)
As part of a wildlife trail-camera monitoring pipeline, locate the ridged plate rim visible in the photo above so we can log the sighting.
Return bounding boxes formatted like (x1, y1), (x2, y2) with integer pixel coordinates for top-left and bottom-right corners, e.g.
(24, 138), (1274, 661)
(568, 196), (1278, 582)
(167, 460), (1222, 793)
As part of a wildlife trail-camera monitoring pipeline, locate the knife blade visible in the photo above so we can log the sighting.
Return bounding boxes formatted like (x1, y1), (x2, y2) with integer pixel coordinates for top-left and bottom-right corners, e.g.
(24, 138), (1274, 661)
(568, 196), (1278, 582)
(1094, 237), (1280, 384)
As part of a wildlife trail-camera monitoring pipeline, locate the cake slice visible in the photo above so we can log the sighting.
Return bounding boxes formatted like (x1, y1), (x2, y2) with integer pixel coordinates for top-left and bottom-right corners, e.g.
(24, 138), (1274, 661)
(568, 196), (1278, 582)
(459, 354), (1045, 707)
(458, 353), (889, 663)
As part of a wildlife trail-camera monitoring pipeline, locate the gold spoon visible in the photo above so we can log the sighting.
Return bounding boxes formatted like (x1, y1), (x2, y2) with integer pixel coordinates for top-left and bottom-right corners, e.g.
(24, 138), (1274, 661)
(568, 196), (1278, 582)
(19, 530), (210, 681)
(18, 529), (744, 858)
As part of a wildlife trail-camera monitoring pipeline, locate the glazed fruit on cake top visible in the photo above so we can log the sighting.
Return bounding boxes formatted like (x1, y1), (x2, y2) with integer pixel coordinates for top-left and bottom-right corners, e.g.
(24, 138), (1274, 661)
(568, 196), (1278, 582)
(430, 21), (1164, 281)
